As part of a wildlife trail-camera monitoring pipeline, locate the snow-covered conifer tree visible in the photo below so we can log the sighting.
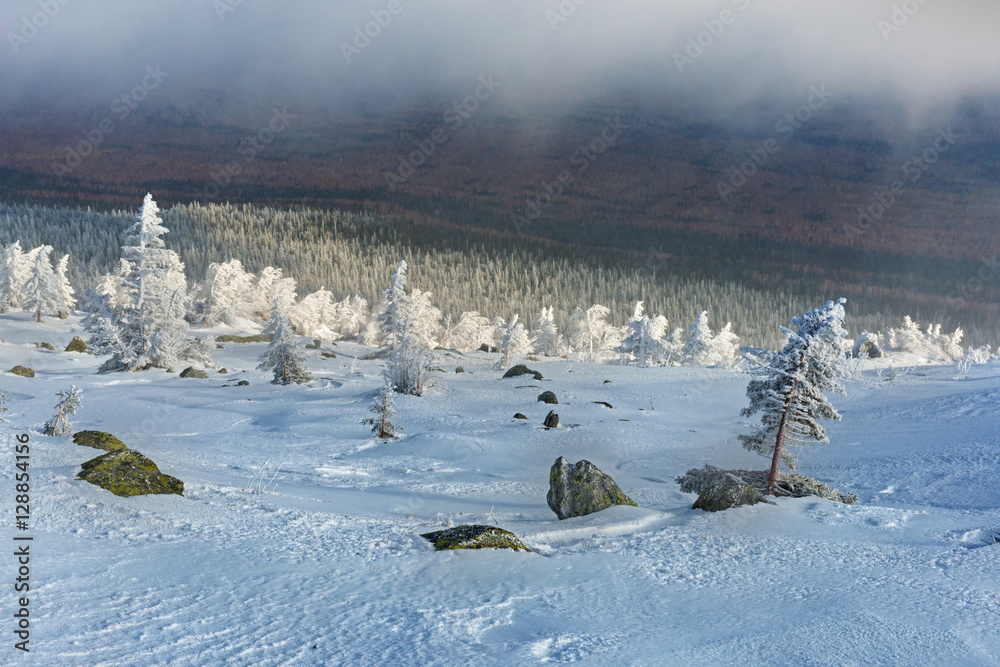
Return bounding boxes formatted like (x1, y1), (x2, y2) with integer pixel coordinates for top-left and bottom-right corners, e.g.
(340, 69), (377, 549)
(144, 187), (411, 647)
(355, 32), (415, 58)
(738, 298), (848, 495)
(334, 295), (369, 338)
(534, 306), (564, 357)
(375, 260), (413, 350)
(440, 311), (491, 352)
(201, 259), (255, 326)
(252, 266), (296, 319)
(257, 302), (311, 385)
(291, 288), (338, 339)
(362, 382), (401, 439)
(407, 288), (442, 347)
(86, 194), (191, 371)
(711, 322), (741, 368)
(54, 253), (75, 318)
(495, 314), (535, 369)
(681, 311), (715, 365)
(24, 245), (61, 322)
(617, 302), (669, 367)
(0, 241), (30, 313)
(43, 386), (83, 436)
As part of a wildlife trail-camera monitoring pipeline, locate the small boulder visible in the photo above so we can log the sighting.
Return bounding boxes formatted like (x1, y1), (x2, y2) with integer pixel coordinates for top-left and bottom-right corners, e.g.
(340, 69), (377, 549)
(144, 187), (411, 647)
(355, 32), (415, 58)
(513, 413), (528, 420)
(503, 364), (542, 380)
(478, 343), (500, 353)
(65, 336), (89, 353)
(76, 449), (184, 497)
(36, 342), (56, 351)
(593, 401), (613, 409)
(543, 411), (559, 428)
(421, 525), (530, 552)
(305, 338), (322, 349)
(538, 391), (558, 404)
(236, 380), (250, 386)
(546, 457), (637, 520)
(455, 366), (465, 373)
(692, 483), (768, 512)
(179, 367), (209, 379)
(218, 368), (228, 374)
(216, 333), (271, 343)
(321, 351), (337, 359)
(8, 365), (34, 377)
(72, 431), (126, 452)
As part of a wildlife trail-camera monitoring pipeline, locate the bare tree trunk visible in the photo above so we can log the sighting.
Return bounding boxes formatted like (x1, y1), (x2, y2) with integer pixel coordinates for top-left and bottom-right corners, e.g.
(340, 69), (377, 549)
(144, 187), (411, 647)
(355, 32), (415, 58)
(35, 309), (42, 323)
(766, 351), (805, 495)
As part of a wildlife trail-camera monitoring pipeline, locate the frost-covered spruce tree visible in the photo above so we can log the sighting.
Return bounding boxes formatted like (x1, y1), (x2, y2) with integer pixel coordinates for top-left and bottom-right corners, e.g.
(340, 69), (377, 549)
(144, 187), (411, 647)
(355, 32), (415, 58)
(739, 298), (848, 495)
(54, 253), (75, 318)
(362, 381), (401, 439)
(711, 322), (741, 369)
(384, 322), (436, 396)
(291, 288), (338, 339)
(617, 301), (669, 367)
(407, 288), (442, 347)
(0, 241), (31, 313)
(43, 386), (83, 436)
(88, 194), (191, 372)
(681, 311), (715, 365)
(534, 306), (564, 357)
(569, 304), (619, 362)
(494, 314), (535, 369)
(257, 302), (312, 385)
(334, 295), (369, 338)
(24, 245), (61, 322)
(200, 259), (255, 326)
(252, 266), (297, 320)
(374, 260), (412, 350)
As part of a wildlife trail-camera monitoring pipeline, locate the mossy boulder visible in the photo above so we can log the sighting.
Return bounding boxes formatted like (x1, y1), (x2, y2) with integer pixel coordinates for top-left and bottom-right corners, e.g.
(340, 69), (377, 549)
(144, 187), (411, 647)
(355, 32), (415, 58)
(543, 411), (559, 428)
(593, 401), (613, 409)
(72, 431), (126, 452)
(514, 413), (528, 420)
(546, 457), (638, 520)
(65, 336), (89, 353)
(692, 483), (769, 512)
(538, 390), (558, 404)
(216, 333), (270, 343)
(77, 449), (183, 497)
(179, 367), (209, 379)
(35, 341), (56, 351)
(502, 364), (542, 380)
(455, 366), (465, 373)
(321, 351), (337, 359)
(236, 380), (250, 386)
(676, 465), (857, 505)
(8, 365), (34, 377)
(421, 525), (531, 552)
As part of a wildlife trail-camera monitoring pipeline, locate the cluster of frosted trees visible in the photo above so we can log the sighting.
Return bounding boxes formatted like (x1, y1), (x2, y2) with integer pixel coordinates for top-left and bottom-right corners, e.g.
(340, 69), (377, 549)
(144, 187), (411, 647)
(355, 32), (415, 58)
(0, 241), (75, 321)
(853, 316), (966, 362)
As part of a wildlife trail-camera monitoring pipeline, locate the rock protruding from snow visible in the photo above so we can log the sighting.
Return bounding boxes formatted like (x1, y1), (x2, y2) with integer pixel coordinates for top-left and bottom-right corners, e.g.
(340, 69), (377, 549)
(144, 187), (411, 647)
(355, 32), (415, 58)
(179, 367), (209, 379)
(543, 411), (559, 428)
(420, 525), (531, 552)
(77, 449), (184, 497)
(852, 332), (884, 359)
(73, 430), (126, 452)
(692, 483), (768, 512)
(676, 464), (857, 504)
(8, 365), (34, 377)
(514, 413), (528, 420)
(546, 457), (638, 520)
(538, 390), (558, 404)
(502, 364), (542, 380)
(65, 335), (88, 352)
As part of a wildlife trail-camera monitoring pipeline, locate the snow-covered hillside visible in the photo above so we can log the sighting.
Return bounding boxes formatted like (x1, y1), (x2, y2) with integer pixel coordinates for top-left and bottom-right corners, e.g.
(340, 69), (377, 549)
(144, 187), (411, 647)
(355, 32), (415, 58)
(2, 312), (998, 665)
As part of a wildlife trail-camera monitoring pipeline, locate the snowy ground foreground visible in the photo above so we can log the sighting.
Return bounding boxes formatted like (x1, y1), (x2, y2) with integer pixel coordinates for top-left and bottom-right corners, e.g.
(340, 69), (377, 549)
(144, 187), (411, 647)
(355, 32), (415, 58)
(1, 312), (998, 666)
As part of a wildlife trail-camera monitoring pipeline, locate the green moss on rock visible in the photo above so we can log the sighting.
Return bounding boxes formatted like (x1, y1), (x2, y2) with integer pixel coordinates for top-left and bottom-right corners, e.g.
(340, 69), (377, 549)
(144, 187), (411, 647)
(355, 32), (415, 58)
(692, 483), (769, 512)
(35, 341), (56, 350)
(77, 449), (184, 497)
(538, 390), (558, 404)
(421, 525), (531, 552)
(72, 431), (127, 452)
(543, 411), (559, 428)
(546, 457), (637, 520)
(216, 333), (270, 343)
(179, 367), (209, 379)
(8, 365), (34, 377)
(676, 465), (857, 505)
(65, 336), (89, 352)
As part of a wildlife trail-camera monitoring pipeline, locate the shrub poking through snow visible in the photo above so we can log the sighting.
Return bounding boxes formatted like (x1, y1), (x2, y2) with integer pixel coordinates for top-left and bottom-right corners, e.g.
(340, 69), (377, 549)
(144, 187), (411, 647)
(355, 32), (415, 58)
(257, 301), (312, 385)
(43, 385), (82, 436)
(384, 323), (437, 396)
(363, 382), (401, 439)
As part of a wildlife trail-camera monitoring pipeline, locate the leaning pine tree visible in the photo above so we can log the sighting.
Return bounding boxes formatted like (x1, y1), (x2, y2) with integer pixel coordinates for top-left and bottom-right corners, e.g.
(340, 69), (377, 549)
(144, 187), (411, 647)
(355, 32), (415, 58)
(258, 302), (312, 385)
(738, 298), (848, 495)
(44, 386), (83, 436)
